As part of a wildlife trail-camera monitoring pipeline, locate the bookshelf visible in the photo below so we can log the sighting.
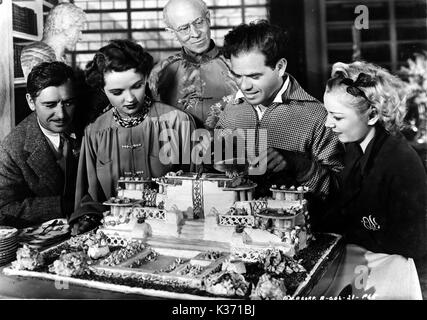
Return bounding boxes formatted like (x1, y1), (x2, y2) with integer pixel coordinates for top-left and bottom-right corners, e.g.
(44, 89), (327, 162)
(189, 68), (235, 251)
(13, 1), (44, 85)
(12, 1), (43, 42)
(0, 0), (53, 140)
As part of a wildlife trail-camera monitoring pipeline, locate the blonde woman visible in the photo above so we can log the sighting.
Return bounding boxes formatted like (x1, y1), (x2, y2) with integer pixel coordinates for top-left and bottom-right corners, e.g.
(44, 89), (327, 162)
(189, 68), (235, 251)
(316, 61), (426, 299)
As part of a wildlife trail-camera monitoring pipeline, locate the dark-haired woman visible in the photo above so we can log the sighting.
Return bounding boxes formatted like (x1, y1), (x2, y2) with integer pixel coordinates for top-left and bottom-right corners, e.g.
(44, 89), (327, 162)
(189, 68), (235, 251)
(69, 40), (194, 234)
(314, 61), (426, 299)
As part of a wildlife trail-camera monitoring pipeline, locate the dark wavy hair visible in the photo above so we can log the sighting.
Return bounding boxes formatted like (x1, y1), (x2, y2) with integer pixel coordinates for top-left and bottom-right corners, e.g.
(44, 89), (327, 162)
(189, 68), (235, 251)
(85, 39), (154, 89)
(222, 20), (288, 69)
(27, 61), (75, 99)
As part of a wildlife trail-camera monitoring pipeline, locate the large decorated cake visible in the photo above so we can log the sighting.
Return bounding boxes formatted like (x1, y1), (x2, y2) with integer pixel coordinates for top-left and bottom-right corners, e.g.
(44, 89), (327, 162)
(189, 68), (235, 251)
(4, 171), (342, 300)
(100, 171), (312, 257)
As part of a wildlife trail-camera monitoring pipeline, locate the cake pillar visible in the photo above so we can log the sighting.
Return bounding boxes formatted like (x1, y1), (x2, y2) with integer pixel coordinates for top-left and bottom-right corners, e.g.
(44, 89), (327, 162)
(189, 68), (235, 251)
(239, 191), (246, 201)
(234, 191), (239, 201)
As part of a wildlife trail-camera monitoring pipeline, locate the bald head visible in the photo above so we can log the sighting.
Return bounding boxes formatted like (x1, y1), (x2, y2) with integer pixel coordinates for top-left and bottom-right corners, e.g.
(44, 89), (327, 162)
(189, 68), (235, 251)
(163, 0), (208, 28)
(163, 0), (211, 54)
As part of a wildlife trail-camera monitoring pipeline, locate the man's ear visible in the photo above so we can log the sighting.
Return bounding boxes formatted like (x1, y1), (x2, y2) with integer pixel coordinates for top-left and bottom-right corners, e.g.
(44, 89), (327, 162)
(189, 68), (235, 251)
(367, 106), (379, 125)
(276, 58), (287, 77)
(26, 93), (36, 112)
(205, 11), (211, 23)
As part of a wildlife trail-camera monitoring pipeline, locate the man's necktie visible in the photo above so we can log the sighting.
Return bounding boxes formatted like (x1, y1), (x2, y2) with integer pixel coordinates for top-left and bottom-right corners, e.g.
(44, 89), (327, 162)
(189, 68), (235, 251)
(57, 134), (71, 173)
(61, 134), (71, 160)
(59, 134), (76, 217)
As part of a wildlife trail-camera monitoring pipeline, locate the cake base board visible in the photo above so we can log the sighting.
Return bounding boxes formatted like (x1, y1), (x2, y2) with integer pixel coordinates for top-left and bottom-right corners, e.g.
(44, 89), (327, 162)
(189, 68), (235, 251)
(1, 233), (343, 299)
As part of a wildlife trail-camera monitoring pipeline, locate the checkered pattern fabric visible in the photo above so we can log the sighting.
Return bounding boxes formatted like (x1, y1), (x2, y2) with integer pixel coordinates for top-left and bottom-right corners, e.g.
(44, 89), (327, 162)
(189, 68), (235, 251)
(216, 74), (344, 197)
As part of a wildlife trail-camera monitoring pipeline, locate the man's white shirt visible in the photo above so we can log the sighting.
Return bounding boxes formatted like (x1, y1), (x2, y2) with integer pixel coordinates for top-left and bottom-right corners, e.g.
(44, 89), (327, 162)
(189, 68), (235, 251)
(38, 118), (61, 153)
(234, 76), (290, 120)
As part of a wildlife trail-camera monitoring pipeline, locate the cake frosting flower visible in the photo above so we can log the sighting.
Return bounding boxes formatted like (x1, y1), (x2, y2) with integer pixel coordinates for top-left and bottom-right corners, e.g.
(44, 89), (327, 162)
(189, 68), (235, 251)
(12, 244), (44, 271)
(86, 230), (110, 259)
(205, 271), (250, 297)
(253, 273), (287, 300)
(49, 251), (89, 277)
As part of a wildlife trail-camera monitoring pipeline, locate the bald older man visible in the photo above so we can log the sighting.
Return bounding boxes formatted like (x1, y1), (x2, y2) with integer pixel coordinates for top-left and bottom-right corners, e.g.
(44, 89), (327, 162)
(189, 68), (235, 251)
(149, 0), (237, 129)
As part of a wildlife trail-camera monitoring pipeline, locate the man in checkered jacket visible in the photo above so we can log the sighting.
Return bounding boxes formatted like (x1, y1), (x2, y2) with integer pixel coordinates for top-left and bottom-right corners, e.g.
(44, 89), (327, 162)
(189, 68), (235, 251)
(216, 21), (344, 219)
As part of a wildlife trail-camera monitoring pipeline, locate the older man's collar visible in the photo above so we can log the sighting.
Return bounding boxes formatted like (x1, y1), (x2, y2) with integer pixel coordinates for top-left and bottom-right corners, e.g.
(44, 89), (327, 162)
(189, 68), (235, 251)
(181, 40), (219, 64)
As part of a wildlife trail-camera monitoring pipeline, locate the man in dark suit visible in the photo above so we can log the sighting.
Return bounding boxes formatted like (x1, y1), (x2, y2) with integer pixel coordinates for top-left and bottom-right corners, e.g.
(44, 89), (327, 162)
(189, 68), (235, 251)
(0, 62), (79, 228)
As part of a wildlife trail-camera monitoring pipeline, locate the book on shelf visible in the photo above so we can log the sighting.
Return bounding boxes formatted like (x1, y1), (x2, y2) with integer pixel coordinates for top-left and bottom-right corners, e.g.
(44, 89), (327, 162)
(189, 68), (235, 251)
(13, 43), (25, 79)
(12, 3), (38, 36)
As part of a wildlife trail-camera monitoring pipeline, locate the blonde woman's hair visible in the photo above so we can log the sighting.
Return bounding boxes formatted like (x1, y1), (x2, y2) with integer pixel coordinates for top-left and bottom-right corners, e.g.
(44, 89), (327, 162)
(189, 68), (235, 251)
(326, 61), (407, 135)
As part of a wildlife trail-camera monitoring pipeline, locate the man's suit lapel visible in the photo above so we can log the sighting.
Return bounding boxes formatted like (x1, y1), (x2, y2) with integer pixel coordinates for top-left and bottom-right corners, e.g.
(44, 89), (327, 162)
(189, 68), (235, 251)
(24, 114), (64, 194)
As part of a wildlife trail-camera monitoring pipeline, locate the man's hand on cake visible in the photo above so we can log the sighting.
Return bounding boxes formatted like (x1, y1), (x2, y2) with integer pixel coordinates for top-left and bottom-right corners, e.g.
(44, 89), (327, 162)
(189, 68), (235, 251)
(71, 215), (102, 236)
(258, 148), (313, 177)
(225, 170), (241, 179)
(258, 148), (288, 173)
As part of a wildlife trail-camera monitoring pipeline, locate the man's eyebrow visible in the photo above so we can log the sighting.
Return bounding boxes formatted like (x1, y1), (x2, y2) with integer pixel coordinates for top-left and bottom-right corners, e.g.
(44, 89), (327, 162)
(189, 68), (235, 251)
(62, 97), (77, 101)
(41, 101), (59, 105)
(230, 70), (240, 77)
(246, 72), (263, 77)
(230, 70), (262, 77)
(41, 97), (76, 104)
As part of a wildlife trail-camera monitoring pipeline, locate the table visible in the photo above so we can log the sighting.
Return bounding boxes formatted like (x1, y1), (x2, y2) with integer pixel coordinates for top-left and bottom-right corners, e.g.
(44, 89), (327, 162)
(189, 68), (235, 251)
(0, 233), (344, 300)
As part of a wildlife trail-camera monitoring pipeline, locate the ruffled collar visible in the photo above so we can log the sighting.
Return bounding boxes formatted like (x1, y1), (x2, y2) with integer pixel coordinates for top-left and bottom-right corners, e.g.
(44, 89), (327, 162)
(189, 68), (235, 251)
(112, 97), (151, 128)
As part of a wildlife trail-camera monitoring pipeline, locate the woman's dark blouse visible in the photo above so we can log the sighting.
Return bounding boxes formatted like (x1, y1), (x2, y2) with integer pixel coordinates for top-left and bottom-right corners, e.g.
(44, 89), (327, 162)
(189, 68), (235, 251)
(322, 125), (427, 260)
